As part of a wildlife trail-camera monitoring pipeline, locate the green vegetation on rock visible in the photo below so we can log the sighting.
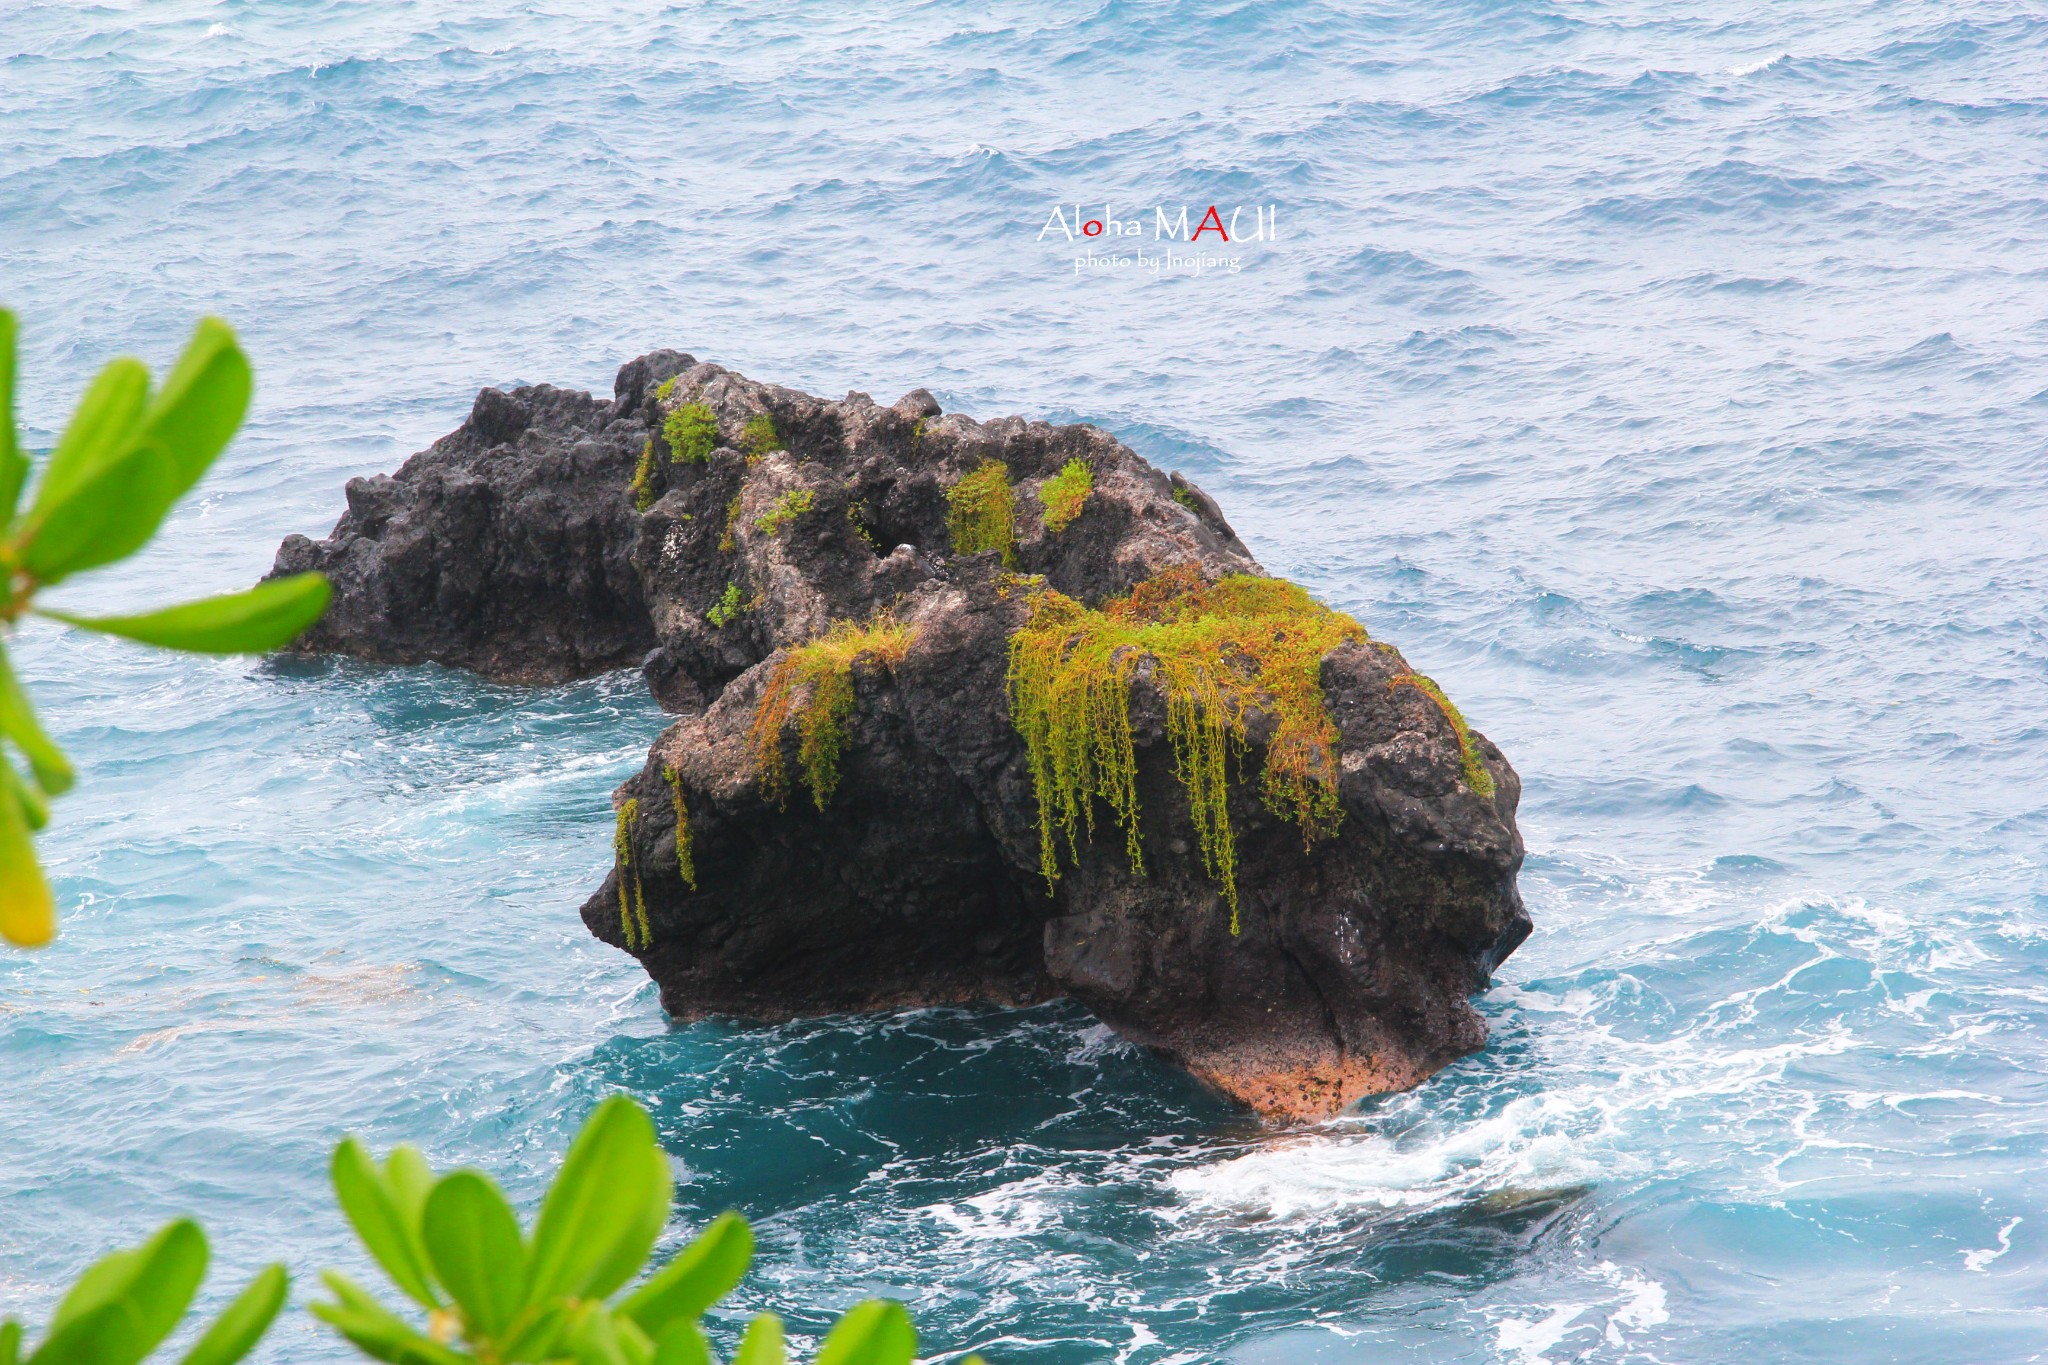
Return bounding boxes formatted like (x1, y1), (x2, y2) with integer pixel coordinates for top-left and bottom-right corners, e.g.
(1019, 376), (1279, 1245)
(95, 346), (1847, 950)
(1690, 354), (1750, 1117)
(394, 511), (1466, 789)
(664, 401), (718, 465)
(946, 460), (1014, 566)
(753, 488), (814, 536)
(1006, 567), (1365, 933)
(748, 617), (916, 810)
(1038, 458), (1092, 534)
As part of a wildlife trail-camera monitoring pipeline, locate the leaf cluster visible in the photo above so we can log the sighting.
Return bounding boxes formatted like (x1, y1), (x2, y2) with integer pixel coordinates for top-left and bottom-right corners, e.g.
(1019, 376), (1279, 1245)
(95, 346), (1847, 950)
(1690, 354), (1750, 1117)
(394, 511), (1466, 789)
(0, 310), (331, 947)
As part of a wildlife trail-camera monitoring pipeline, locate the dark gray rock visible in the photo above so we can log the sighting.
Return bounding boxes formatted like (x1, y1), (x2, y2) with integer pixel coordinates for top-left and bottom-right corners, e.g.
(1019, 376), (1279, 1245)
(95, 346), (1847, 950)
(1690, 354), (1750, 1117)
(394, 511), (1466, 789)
(273, 354), (1529, 1119)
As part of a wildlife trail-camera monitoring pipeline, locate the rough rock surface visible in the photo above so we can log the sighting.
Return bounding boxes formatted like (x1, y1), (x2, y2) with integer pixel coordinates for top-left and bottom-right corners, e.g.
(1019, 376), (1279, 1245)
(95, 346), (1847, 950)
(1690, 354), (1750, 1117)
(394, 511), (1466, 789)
(272, 350), (1530, 1119)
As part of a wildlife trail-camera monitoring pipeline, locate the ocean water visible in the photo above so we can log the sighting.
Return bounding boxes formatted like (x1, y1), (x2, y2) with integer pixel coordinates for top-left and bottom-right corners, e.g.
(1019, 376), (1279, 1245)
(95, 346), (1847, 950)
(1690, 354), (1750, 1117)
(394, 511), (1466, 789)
(4, 1), (2047, 1360)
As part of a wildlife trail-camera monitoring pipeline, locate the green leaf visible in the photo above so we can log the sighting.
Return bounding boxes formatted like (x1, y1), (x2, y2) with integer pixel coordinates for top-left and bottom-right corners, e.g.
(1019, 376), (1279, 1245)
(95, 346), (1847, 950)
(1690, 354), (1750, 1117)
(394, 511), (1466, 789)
(813, 1301), (917, 1365)
(576, 1138), (673, 1305)
(134, 317), (250, 504)
(617, 1212), (751, 1339)
(309, 1271), (466, 1365)
(500, 1302), (570, 1364)
(34, 1220), (208, 1365)
(0, 775), (55, 948)
(421, 1170), (527, 1339)
(178, 1263), (287, 1365)
(332, 1138), (440, 1310)
(20, 434), (181, 583)
(0, 1318), (21, 1365)
(40, 573), (331, 655)
(562, 1304), (630, 1365)
(26, 355), (148, 524)
(0, 640), (74, 795)
(383, 1147), (437, 1241)
(25, 1300), (139, 1365)
(0, 309), (25, 528)
(731, 1313), (785, 1365)
(526, 1095), (669, 1306)
(652, 1321), (712, 1365)
(1, 758), (48, 831)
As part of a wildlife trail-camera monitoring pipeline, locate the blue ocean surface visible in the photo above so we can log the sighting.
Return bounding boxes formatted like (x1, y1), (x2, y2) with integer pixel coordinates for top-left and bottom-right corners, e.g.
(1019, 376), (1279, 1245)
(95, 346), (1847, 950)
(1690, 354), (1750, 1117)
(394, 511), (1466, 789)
(4, 2), (2047, 1360)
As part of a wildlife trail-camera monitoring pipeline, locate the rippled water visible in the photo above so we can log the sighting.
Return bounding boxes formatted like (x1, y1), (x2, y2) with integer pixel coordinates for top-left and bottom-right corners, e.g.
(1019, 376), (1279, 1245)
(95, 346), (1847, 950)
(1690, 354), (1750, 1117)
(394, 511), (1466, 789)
(4, 2), (2047, 1361)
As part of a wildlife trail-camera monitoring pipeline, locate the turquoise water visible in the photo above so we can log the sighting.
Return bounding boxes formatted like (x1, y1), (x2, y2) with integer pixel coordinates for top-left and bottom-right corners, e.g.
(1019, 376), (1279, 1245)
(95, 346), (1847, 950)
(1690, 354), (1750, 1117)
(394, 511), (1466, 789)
(5, 2), (2048, 1360)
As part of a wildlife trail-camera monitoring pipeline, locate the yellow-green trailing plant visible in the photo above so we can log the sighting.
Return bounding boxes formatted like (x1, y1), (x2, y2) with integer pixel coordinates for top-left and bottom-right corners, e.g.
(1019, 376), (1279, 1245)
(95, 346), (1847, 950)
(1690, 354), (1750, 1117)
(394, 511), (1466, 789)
(1039, 457), (1092, 534)
(629, 437), (657, 512)
(1006, 567), (1366, 933)
(748, 617), (917, 809)
(754, 488), (814, 536)
(664, 401), (717, 464)
(613, 798), (651, 951)
(947, 459), (1014, 565)
(1388, 671), (1496, 798)
(654, 374), (680, 403)
(742, 413), (779, 458)
(706, 581), (746, 628)
(662, 763), (696, 891)
(718, 491), (744, 552)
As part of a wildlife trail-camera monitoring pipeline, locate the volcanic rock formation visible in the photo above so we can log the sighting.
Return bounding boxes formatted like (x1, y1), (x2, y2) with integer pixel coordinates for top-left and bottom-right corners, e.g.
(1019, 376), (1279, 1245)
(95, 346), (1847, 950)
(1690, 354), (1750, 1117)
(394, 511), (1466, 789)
(272, 350), (1529, 1119)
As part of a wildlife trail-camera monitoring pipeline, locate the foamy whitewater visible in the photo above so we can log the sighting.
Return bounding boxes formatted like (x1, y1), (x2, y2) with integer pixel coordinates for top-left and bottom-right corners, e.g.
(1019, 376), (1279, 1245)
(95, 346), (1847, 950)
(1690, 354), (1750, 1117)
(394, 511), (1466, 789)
(3, 3), (2046, 1361)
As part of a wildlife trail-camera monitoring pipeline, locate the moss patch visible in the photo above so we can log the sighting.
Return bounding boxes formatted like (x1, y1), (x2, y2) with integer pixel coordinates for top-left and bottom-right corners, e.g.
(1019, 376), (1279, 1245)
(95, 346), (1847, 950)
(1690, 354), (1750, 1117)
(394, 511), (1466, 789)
(629, 438), (658, 512)
(1006, 567), (1366, 933)
(1171, 480), (1200, 514)
(719, 492), (744, 552)
(947, 459), (1015, 565)
(614, 798), (652, 950)
(706, 582), (746, 628)
(1388, 672), (1495, 798)
(665, 401), (718, 464)
(742, 413), (780, 458)
(1040, 457), (1092, 534)
(655, 374), (680, 404)
(662, 763), (696, 890)
(748, 616), (917, 809)
(754, 487), (814, 536)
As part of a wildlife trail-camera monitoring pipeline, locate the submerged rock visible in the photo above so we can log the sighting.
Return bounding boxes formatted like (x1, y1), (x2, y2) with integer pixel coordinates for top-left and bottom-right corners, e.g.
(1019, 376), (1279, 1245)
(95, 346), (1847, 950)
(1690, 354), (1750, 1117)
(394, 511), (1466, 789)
(272, 350), (1529, 1119)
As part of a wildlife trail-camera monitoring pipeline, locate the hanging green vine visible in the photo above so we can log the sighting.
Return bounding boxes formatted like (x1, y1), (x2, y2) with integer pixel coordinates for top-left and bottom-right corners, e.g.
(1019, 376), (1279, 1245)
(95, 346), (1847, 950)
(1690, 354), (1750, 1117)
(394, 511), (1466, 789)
(1387, 672), (1495, 798)
(946, 460), (1015, 565)
(1006, 567), (1366, 933)
(747, 617), (917, 810)
(662, 763), (696, 891)
(613, 797), (651, 950)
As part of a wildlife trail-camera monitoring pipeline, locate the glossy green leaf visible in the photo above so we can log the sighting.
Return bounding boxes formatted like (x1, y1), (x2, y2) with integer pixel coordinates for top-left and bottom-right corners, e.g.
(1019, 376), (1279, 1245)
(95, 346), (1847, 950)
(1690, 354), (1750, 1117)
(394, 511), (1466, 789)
(2, 759), (48, 831)
(310, 1272), (466, 1365)
(652, 1321), (713, 1365)
(178, 1263), (287, 1365)
(813, 1301), (917, 1365)
(617, 1212), (751, 1339)
(383, 1147), (436, 1235)
(526, 1095), (669, 1305)
(40, 573), (331, 655)
(0, 640), (74, 795)
(34, 1220), (207, 1365)
(501, 1302), (571, 1363)
(577, 1137), (673, 1306)
(421, 1170), (527, 1338)
(0, 309), (24, 527)
(134, 317), (250, 504)
(332, 1138), (440, 1310)
(27, 355), (148, 524)
(20, 435), (181, 583)
(25, 1299), (140, 1365)
(0, 775), (55, 948)
(730, 1313), (784, 1365)
(562, 1304), (630, 1365)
